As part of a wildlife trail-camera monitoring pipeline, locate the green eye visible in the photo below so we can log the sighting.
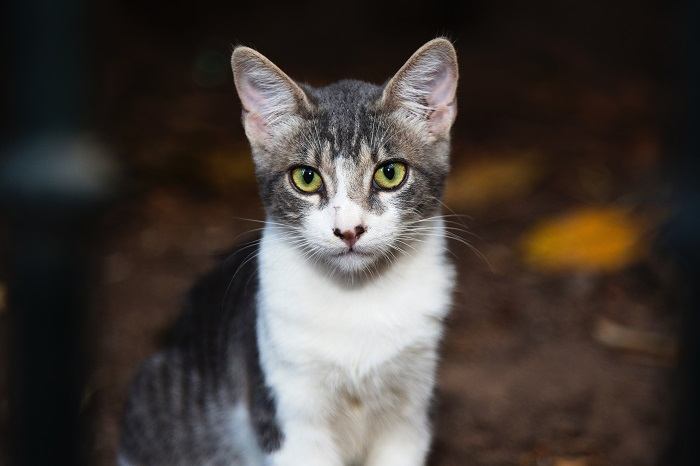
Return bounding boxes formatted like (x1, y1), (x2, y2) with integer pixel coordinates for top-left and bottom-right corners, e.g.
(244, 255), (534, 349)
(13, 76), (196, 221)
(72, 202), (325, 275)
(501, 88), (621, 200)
(291, 166), (323, 193)
(373, 162), (407, 190)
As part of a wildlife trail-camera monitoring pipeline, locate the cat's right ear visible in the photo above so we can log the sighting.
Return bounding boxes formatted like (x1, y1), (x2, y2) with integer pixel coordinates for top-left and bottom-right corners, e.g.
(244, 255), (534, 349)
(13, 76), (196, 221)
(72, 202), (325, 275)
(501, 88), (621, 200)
(231, 47), (311, 145)
(382, 38), (458, 142)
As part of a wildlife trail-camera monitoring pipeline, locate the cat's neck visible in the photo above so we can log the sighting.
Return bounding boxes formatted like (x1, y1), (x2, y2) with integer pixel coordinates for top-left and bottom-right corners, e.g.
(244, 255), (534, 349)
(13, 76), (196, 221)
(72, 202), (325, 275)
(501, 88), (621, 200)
(255, 217), (455, 373)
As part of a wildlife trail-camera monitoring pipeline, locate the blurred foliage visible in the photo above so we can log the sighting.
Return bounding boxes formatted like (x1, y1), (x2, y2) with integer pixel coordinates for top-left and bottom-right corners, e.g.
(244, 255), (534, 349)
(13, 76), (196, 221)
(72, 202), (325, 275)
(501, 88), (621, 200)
(521, 207), (645, 273)
(201, 149), (256, 194)
(191, 50), (229, 88)
(445, 153), (543, 209)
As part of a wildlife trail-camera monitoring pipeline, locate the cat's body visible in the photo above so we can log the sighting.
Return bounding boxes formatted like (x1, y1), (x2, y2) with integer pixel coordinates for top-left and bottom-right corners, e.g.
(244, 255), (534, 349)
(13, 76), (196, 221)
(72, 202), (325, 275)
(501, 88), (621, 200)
(120, 39), (459, 466)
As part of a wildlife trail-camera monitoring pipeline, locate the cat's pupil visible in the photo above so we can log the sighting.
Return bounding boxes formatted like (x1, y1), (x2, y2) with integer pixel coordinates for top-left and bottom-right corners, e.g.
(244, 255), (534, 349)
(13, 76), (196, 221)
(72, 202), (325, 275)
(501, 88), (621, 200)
(302, 168), (314, 184)
(383, 164), (395, 180)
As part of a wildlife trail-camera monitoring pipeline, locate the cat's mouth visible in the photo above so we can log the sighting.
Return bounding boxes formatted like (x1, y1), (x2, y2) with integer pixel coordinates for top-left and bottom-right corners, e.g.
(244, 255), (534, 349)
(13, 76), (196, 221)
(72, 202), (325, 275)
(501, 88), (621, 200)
(336, 247), (370, 257)
(329, 246), (378, 271)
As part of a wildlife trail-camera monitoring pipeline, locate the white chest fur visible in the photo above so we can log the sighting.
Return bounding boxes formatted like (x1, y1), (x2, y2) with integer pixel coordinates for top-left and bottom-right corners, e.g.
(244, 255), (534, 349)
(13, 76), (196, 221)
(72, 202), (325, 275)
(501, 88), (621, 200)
(255, 222), (455, 464)
(257, 222), (454, 376)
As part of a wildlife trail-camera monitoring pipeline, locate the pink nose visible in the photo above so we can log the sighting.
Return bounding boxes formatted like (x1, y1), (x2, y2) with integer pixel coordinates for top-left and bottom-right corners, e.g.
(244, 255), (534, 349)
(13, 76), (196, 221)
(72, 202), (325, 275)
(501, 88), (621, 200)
(333, 225), (366, 248)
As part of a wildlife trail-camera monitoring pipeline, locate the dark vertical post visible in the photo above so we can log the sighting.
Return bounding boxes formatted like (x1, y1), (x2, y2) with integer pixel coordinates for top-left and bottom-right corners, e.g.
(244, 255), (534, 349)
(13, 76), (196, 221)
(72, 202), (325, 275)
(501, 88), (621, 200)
(1, 0), (116, 465)
(663, 1), (700, 465)
(2, 171), (104, 466)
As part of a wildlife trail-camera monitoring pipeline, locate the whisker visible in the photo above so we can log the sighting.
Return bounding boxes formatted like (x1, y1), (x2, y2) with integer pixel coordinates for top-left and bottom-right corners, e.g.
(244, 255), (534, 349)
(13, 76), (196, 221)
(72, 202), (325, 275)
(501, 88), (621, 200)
(404, 231), (493, 272)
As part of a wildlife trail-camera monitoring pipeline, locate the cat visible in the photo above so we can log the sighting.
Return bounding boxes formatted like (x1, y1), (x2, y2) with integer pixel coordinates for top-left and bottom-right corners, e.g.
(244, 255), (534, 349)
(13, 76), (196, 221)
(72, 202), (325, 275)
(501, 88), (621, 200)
(118, 37), (459, 466)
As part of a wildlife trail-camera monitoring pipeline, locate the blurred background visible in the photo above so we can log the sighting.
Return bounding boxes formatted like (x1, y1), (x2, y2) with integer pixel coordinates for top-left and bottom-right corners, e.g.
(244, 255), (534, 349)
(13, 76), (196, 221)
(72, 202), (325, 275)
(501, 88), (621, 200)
(1, 0), (697, 465)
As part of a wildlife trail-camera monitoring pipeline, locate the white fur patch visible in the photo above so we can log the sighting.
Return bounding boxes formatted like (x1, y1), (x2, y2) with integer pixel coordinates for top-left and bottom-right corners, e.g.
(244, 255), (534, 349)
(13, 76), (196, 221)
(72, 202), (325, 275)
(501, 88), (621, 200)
(230, 403), (265, 465)
(301, 161), (416, 274)
(256, 219), (454, 465)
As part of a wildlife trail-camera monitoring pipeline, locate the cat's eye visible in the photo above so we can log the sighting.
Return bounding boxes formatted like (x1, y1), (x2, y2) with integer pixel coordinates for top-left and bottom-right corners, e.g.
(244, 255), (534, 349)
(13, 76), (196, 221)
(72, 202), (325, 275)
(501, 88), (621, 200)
(373, 161), (407, 190)
(290, 166), (323, 193)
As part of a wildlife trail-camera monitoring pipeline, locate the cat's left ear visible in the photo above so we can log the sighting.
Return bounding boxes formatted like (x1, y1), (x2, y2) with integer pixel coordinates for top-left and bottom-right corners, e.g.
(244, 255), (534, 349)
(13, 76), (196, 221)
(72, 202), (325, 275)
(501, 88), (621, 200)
(382, 38), (459, 141)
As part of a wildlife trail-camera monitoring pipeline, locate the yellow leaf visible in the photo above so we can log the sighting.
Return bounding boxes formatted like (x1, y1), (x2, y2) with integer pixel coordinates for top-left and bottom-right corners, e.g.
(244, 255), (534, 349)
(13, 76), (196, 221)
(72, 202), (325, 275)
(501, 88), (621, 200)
(445, 154), (542, 209)
(554, 458), (588, 466)
(521, 207), (644, 272)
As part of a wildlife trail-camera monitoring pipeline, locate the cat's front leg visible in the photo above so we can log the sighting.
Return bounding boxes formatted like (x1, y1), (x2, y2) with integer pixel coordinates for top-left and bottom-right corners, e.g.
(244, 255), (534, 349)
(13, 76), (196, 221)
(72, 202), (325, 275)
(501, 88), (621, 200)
(364, 414), (431, 466)
(265, 420), (341, 466)
(262, 366), (342, 466)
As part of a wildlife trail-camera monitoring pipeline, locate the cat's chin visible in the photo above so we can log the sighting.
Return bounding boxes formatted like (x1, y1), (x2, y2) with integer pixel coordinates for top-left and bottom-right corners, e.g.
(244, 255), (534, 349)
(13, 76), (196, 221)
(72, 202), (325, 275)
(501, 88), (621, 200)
(327, 248), (379, 273)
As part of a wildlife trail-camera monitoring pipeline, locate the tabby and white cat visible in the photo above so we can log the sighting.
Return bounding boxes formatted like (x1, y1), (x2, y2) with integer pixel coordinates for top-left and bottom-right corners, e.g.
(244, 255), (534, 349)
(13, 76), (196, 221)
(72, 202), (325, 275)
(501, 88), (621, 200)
(119, 38), (459, 466)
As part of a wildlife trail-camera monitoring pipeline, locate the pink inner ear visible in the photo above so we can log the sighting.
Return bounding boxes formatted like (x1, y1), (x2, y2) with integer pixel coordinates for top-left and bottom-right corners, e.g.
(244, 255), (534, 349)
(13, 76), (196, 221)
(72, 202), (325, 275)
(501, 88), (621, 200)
(425, 65), (457, 136)
(427, 66), (457, 108)
(238, 76), (274, 141)
(243, 110), (270, 142)
(428, 104), (456, 136)
(238, 75), (268, 117)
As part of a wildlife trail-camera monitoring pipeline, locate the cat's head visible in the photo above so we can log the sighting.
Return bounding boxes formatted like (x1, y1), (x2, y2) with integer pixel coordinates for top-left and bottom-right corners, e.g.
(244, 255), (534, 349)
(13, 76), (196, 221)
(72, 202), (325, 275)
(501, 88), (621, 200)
(231, 39), (458, 274)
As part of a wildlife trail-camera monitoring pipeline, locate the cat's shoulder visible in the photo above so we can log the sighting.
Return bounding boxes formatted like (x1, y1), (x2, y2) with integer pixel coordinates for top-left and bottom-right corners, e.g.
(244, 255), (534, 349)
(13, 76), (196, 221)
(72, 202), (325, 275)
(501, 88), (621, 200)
(167, 234), (261, 347)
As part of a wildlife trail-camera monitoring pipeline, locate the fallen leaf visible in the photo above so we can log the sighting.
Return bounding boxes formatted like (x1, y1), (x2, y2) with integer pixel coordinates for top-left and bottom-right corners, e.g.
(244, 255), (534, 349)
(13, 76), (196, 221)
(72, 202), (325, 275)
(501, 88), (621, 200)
(521, 207), (644, 272)
(593, 316), (677, 363)
(445, 153), (542, 209)
(554, 458), (588, 466)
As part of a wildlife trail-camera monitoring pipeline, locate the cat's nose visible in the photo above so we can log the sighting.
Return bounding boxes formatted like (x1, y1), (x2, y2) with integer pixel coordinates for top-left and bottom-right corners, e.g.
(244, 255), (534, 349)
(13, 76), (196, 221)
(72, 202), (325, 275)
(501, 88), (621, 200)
(333, 225), (366, 248)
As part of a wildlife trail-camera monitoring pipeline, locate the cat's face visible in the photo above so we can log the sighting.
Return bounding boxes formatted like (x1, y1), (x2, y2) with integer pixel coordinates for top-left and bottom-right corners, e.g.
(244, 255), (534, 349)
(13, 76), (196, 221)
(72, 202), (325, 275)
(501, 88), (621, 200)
(232, 39), (458, 274)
